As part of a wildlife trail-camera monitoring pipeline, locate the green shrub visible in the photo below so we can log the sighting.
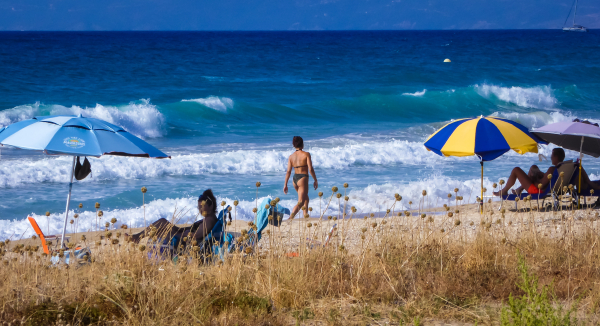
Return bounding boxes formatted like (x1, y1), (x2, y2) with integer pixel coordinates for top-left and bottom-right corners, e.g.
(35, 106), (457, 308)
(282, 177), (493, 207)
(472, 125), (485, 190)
(501, 253), (578, 326)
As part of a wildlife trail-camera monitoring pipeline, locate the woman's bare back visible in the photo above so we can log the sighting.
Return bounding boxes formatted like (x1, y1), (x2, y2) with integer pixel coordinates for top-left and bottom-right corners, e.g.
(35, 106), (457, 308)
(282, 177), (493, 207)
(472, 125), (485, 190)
(290, 151), (310, 174)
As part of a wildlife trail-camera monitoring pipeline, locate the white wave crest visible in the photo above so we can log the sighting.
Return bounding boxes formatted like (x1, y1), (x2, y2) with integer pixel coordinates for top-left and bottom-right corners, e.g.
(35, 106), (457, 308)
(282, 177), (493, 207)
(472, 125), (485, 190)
(402, 89), (427, 97)
(0, 100), (165, 139)
(0, 175), (491, 240)
(474, 84), (557, 109)
(492, 110), (600, 130)
(182, 96), (234, 112)
(0, 139), (447, 187)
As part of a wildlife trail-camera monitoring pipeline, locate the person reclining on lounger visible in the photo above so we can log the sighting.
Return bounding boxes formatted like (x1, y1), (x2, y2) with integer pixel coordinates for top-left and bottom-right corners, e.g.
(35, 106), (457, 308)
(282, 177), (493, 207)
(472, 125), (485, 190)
(493, 148), (600, 197)
(510, 165), (545, 196)
(125, 189), (219, 244)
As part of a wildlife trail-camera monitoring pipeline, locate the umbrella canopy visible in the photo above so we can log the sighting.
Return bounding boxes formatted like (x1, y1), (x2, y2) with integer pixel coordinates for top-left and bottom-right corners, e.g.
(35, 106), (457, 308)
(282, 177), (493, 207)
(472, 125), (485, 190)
(0, 115), (169, 248)
(532, 119), (600, 158)
(425, 116), (546, 161)
(0, 115), (168, 158)
(424, 116), (546, 211)
(532, 119), (600, 208)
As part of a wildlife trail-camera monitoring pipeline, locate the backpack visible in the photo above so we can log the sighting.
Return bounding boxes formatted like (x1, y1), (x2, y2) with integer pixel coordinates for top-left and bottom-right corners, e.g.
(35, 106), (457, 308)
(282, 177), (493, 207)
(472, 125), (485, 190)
(74, 156), (92, 180)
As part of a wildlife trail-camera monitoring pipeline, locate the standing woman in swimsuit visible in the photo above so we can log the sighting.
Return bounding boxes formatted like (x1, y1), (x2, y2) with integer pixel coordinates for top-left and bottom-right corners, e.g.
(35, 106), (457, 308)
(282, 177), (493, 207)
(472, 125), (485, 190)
(284, 136), (318, 218)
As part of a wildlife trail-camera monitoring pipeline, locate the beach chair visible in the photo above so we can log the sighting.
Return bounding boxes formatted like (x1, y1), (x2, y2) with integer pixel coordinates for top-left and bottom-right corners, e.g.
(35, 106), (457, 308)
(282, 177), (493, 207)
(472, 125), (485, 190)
(146, 206), (232, 264)
(196, 205), (235, 263)
(236, 198), (289, 254)
(569, 163), (600, 206)
(28, 216), (91, 266)
(28, 216), (71, 254)
(500, 161), (577, 210)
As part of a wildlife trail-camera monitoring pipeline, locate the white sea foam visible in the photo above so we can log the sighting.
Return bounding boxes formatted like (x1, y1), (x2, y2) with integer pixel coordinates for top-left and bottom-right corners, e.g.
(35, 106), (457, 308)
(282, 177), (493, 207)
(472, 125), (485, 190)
(402, 89), (427, 97)
(474, 84), (557, 109)
(0, 175), (492, 240)
(0, 138), (457, 187)
(493, 110), (600, 131)
(0, 100), (165, 139)
(182, 96), (234, 112)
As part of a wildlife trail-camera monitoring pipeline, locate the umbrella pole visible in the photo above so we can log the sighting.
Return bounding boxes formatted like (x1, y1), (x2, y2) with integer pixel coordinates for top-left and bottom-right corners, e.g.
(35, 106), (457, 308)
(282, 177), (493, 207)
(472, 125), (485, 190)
(60, 156), (77, 249)
(578, 136), (584, 209)
(480, 161), (484, 214)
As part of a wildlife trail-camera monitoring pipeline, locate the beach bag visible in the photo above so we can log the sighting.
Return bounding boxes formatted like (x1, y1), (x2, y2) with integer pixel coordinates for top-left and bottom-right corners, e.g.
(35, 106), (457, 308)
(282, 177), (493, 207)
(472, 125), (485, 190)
(75, 156), (92, 180)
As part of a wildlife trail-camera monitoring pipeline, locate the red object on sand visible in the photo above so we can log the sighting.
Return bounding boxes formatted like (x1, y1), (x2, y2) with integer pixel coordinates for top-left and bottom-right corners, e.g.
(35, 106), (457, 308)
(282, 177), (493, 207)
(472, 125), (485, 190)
(28, 216), (50, 254)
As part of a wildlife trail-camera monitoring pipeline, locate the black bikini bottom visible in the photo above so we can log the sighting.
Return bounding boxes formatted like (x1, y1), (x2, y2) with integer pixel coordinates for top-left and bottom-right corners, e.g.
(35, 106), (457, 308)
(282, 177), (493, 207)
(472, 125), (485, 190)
(293, 174), (308, 186)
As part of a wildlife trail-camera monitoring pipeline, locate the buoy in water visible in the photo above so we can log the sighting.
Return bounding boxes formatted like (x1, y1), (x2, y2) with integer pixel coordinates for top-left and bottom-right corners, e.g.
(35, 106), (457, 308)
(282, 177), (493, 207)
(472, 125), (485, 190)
(444, 58), (451, 62)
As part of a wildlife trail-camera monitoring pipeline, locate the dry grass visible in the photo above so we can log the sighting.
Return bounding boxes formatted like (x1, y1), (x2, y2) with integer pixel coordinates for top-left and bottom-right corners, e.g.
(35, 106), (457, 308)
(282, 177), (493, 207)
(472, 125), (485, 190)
(2, 190), (600, 325)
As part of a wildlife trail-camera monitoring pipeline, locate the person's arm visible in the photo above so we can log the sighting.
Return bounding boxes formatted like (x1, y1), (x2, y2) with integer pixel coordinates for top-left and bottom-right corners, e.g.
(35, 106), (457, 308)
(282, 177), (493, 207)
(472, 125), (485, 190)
(187, 215), (216, 242)
(307, 153), (318, 190)
(283, 156), (292, 194)
(540, 166), (556, 190)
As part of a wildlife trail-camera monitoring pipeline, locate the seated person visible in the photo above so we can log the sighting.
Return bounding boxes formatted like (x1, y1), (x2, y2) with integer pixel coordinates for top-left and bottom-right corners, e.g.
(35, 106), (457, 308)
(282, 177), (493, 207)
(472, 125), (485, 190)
(511, 165), (544, 195)
(493, 148), (600, 197)
(125, 189), (219, 244)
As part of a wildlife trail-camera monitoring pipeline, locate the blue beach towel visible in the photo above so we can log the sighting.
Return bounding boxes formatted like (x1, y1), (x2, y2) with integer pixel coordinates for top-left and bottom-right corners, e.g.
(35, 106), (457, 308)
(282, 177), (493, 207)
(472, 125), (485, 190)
(245, 198), (289, 247)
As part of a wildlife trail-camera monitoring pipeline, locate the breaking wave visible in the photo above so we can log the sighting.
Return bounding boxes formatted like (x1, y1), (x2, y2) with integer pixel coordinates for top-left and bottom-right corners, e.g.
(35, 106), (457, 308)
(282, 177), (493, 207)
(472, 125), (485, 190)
(0, 100), (165, 139)
(0, 138), (449, 187)
(0, 174), (490, 240)
(402, 89), (427, 96)
(474, 84), (557, 110)
(182, 96), (234, 112)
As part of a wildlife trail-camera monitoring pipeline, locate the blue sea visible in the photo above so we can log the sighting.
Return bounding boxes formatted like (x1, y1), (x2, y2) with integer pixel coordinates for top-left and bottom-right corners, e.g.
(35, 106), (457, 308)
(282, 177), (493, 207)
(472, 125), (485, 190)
(1, 30), (599, 239)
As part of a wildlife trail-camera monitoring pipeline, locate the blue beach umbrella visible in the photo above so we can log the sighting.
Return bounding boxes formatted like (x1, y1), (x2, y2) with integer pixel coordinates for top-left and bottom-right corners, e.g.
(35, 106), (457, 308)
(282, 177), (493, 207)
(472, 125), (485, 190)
(0, 115), (169, 247)
(424, 116), (546, 207)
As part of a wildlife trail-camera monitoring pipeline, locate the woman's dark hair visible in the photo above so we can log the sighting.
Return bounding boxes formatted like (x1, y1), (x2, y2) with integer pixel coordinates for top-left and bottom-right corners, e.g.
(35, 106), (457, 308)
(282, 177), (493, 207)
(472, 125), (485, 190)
(198, 189), (217, 214)
(552, 148), (565, 162)
(293, 136), (304, 149)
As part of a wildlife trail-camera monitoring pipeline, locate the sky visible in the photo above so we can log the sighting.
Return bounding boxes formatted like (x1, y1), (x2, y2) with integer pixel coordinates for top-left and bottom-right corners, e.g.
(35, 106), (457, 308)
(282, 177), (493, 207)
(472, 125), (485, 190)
(0, 0), (599, 31)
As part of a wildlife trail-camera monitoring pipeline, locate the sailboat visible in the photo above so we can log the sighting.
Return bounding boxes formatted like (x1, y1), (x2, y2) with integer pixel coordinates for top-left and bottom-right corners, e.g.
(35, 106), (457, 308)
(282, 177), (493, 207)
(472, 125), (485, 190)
(563, 0), (587, 32)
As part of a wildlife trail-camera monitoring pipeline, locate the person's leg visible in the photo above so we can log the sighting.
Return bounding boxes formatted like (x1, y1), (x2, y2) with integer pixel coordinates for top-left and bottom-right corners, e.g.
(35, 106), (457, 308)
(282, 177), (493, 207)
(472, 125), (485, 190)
(299, 176), (310, 216)
(125, 218), (176, 243)
(290, 176), (308, 218)
(493, 167), (533, 196)
(579, 166), (600, 190)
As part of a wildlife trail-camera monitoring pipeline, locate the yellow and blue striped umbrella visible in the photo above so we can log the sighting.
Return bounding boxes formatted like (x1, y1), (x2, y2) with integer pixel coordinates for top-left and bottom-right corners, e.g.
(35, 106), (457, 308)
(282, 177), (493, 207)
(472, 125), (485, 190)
(424, 116), (545, 161)
(424, 116), (546, 209)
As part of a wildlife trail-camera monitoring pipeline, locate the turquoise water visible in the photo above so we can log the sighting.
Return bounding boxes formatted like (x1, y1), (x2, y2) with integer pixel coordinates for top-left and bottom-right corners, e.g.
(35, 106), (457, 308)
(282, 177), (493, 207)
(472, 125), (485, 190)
(1, 31), (599, 238)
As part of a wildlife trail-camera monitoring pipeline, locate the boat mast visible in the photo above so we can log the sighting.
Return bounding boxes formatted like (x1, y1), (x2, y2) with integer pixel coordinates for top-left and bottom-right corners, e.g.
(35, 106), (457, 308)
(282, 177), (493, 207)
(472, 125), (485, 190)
(573, 0), (578, 26)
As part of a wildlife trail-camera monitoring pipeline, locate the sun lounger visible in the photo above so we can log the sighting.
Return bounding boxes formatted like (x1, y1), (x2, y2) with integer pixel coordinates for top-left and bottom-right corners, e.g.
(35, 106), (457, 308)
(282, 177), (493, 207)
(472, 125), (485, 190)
(28, 216), (71, 253)
(28, 216), (90, 266)
(500, 161), (577, 210)
(146, 206), (232, 263)
(235, 198), (289, 254)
